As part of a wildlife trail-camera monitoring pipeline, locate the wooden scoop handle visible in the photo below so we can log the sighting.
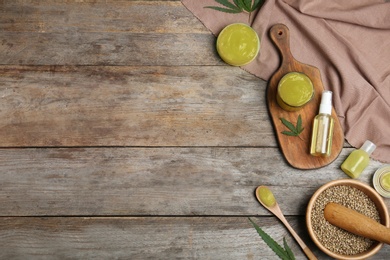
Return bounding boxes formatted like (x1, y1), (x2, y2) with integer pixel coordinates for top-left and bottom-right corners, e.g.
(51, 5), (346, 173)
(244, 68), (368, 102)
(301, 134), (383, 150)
(324, 202), (390, 244)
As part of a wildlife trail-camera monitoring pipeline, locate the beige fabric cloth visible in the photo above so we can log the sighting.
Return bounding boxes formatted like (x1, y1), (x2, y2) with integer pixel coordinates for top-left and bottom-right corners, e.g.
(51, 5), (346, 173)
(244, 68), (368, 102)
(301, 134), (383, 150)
(182, 0), (390, 163)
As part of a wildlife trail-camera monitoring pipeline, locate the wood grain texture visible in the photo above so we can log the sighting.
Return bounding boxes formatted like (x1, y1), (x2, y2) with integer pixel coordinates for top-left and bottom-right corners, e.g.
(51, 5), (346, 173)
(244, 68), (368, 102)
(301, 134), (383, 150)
(324, 203), (390, 244)
(0, 65), (271, 147)
(1, 1), (203, 34)
(0, 1), (387, 259)
(1, 32), (220, 66)
(0, 147), (387, 216)
(267, 24), (344, 169)
(0, 216), (388, 260)
(0, 1), (216, 66)
(0, 216), (334, 260)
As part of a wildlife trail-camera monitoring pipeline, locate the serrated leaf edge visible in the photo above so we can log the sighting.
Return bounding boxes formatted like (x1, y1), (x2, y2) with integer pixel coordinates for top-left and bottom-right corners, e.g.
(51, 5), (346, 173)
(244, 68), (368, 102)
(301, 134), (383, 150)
(283, 237), (296, 260)
(281, 130), (297, 136)
(248, 218), (294, 260)
(204, 0), (263, 15)
(204, 6), (242, 13)
(280, 117), (298, 134)
(215, 0), (241, 10)
(252, 0), (264, 10)
(280, 115), (304, 138)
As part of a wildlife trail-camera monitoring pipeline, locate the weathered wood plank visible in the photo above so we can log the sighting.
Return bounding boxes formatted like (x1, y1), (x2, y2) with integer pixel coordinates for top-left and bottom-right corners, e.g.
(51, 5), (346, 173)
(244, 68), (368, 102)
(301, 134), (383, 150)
(1, 1), (205, 34)
(0, 65), (271, 147)
(0, 1), (217, 66)
(0, 216), (335, 260)
(1, 216), (388, 259)
(0, 32), (219, 66)
(1, 2), (387, 260)
(0, 147), (386, 216)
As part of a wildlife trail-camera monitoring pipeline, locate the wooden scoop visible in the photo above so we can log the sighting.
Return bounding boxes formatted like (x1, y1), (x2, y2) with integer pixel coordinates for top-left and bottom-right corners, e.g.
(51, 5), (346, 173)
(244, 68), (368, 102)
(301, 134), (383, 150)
(256, 186), (318, 260)
(324, 202), (390, 244)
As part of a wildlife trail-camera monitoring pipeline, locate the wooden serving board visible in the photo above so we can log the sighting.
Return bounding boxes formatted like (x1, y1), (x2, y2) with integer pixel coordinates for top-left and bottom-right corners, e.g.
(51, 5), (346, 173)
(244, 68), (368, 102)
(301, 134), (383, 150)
(267, 24), (344, 169)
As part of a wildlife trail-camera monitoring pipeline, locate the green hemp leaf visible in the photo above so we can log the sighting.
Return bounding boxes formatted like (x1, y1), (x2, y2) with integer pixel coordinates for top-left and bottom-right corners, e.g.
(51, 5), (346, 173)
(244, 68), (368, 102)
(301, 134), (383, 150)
(205, 0), (264, 19)
(280, 115), (304, 140)
(249, 218), (296, 260)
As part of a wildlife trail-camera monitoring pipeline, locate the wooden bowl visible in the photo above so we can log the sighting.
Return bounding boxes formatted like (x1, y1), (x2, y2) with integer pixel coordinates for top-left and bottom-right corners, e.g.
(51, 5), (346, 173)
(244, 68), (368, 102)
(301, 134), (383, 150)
(306, 179), (389, 260)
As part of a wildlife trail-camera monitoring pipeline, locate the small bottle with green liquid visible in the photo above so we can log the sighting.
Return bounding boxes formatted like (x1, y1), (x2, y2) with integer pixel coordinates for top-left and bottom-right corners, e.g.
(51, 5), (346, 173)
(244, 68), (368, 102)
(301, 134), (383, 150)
(341, 140), (376, 178)
(310, 91), (334, 156)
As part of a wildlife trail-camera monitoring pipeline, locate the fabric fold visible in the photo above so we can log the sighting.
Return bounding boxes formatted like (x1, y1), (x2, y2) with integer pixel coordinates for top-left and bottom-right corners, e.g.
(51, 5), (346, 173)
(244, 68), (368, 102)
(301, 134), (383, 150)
(182, 0), (390, 163)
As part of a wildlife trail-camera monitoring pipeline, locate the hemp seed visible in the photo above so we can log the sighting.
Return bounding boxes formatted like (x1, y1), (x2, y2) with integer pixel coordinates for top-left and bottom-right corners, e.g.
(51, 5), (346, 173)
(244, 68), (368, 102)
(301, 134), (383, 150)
(311, 185), (381, 255)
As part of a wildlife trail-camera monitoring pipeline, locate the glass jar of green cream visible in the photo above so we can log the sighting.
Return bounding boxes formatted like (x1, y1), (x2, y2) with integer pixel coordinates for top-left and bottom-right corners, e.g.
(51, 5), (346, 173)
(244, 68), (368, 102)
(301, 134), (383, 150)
(373, 165), (390, 198)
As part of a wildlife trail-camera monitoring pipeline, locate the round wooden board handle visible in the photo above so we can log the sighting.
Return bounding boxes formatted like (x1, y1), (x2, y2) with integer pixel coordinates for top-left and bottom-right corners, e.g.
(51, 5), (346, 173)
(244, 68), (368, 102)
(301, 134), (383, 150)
(267, 24), (344, 169)
(324, 202), (390, 244)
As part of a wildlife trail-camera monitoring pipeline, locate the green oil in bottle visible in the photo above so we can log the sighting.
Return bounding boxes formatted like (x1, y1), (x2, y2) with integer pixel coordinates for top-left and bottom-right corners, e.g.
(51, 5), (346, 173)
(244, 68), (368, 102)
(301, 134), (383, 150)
(341, 140), (376, 178)
(310, 91), (334, 156)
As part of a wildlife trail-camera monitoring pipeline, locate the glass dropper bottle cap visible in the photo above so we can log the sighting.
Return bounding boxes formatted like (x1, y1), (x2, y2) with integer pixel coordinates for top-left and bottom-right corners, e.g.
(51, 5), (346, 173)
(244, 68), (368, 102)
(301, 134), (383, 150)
(360, 140), (376, 155)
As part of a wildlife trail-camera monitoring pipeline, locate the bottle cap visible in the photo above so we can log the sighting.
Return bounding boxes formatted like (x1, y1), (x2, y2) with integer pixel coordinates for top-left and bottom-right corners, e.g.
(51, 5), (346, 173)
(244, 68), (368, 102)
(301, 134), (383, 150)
(319, 91), (332, 115)
(360, 140), (376, 155)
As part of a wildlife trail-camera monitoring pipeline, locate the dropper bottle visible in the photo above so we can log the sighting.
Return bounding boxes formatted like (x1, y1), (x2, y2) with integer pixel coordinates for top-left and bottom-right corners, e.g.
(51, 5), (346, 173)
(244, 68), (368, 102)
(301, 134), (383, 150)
(310, 91), (334, 156)
(341, 140), (376, 179)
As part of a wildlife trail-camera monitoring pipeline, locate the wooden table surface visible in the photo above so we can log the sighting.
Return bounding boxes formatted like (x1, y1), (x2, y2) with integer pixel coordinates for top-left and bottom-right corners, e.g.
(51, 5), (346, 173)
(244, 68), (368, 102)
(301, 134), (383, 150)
(1, 1), (389, 259)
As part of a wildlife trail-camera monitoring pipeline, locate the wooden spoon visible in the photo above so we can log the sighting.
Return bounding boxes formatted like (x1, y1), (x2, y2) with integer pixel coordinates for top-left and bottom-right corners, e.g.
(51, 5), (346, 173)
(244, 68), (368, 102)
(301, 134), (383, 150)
(324, 202), (390, 244)
(255, 186), (318, 260)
